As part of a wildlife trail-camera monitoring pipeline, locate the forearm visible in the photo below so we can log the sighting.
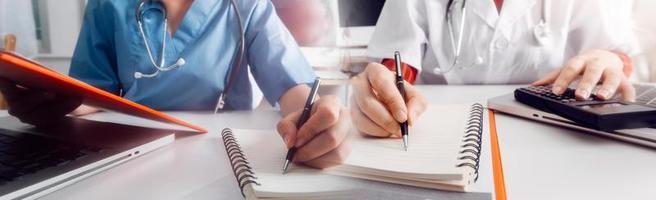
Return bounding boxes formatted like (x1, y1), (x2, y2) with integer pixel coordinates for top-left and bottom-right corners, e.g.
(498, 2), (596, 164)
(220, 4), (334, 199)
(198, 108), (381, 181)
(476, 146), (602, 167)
(278, 84), (311, 116)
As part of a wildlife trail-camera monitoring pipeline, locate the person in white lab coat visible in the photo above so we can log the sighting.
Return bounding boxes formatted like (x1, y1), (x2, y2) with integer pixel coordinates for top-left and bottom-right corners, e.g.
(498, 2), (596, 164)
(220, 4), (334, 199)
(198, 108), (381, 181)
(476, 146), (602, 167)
(351, 0), (638, 137)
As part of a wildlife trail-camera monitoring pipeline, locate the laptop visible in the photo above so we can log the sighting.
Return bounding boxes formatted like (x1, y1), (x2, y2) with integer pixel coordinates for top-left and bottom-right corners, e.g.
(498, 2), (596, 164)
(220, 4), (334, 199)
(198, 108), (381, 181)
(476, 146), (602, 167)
(488, 83), (656, 148)
(0, 116), (174, 199)
(0, 51), (206, 199)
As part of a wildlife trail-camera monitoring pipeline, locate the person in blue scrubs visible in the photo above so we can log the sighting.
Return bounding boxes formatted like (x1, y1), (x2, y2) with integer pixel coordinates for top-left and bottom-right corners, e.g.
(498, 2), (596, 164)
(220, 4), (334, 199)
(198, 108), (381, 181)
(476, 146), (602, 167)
(0, 0), (350, 169)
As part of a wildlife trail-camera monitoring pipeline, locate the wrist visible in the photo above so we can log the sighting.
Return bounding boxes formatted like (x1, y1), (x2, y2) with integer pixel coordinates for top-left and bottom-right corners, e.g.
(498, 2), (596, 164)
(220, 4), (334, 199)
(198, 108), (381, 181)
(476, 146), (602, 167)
(380, 59), (418, 84)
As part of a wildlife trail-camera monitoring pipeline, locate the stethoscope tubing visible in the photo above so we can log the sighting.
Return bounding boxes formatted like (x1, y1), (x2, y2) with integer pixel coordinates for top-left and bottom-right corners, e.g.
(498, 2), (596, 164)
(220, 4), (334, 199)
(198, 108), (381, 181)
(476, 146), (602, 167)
(134, 0), (186, 79)
(133, 0), (245, 111)
(440, 0), (550, 75)
(443, 0), (468, 74)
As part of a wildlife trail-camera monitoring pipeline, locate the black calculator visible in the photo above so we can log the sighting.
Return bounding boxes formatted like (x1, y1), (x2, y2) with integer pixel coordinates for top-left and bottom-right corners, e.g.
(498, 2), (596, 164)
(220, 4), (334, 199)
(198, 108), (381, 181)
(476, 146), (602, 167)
(514, 85), (656, 131)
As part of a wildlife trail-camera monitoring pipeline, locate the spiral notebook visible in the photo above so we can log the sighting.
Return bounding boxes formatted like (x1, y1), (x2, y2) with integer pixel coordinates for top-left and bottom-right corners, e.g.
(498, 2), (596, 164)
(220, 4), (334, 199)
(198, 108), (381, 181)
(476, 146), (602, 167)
(220, 104), (486, 199)
(329, 104), (484, 191)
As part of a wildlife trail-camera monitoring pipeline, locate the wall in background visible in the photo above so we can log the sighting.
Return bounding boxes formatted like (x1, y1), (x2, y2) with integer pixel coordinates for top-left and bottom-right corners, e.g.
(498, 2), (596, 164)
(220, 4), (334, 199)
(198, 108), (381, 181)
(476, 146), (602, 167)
(35, 57), (71, 74)
(30, 0), (656, 81)
(633, 0), (656, 81)
(33, 0), (84, 73)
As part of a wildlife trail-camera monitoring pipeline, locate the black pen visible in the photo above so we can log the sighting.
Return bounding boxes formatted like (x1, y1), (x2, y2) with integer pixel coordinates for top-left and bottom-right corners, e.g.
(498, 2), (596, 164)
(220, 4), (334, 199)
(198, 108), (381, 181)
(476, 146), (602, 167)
(283, 78), (322, 174)
(394, 51), (409, 151)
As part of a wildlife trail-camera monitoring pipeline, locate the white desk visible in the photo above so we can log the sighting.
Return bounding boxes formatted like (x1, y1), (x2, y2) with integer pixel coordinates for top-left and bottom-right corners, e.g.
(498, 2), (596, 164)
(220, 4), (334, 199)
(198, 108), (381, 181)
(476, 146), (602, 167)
(2, 85), (655, 199)
(494, 111), (656, 199)
(419, 86), (656, 199)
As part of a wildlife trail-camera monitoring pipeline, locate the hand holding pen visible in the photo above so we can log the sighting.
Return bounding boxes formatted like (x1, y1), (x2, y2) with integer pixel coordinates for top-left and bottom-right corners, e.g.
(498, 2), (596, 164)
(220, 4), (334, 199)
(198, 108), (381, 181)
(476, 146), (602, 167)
(349, 52), (428, 142)
(277, 78), (351, 173)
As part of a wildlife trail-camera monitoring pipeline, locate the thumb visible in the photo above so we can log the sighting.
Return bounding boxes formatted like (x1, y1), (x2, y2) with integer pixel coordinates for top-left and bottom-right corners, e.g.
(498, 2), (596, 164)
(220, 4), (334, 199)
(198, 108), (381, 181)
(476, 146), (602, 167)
(404, 82), (427, 126)
(618, 79), (636, 102)
(276, 110), (302, 149)
(531, 68), (560, 86)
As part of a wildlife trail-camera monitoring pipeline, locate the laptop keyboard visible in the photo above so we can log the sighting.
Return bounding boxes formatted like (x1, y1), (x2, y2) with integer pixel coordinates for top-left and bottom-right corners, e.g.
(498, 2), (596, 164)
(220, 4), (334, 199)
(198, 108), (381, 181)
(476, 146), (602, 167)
(0, 129), (103, 185)
(635, 84), (656, 106)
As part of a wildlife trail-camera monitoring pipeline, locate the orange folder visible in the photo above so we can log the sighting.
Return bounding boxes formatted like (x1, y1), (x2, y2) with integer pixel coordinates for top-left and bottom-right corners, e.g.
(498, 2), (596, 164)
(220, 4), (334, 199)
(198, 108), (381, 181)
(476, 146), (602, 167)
(0, 50), (207, 133)
(488, 110), (507, 200)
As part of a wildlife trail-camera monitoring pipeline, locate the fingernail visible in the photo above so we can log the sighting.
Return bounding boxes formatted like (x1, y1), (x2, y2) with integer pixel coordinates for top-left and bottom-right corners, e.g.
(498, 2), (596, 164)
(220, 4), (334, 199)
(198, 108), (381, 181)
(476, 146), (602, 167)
(596, 89), (609, 99)
(626, 97), (636, 102)
(578, 90), (590, 99)
(552, 86), (563, 94)
(294, 136), (306, 148)
(389, 131), (400, 138)
(394, 110), (407, 122)
(394, 128), (403, 137)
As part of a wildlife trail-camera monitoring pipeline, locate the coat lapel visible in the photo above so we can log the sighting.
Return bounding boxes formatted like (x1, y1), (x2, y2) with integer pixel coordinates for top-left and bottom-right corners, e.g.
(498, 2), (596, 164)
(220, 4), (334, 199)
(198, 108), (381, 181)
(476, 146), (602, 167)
(469, 0), (499, 29)
(469, 0), (538, 34)
(496, 0), (539, 38)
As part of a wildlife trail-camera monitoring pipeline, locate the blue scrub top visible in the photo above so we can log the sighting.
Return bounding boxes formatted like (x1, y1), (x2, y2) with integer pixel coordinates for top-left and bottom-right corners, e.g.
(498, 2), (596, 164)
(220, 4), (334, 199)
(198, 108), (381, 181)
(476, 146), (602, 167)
(69, 0), (316, 110)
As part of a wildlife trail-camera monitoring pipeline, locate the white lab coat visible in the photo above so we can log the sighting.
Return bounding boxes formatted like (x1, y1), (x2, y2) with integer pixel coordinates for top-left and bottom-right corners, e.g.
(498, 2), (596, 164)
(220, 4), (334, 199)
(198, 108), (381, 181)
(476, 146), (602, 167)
(368, 0), (643, 84)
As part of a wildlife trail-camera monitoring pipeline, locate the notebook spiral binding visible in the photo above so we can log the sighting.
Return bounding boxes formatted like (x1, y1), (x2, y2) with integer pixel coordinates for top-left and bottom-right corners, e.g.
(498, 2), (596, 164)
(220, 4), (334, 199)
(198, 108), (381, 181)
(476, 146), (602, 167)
(221, 128), (260, 197)
(455, 103), (484, 183)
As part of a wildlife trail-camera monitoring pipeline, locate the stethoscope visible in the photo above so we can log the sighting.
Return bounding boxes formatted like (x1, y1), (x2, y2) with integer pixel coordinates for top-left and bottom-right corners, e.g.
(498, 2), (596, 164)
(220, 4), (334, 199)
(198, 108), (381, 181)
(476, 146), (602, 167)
(134, 0), (245, 113)
(437, 0), (552, 75)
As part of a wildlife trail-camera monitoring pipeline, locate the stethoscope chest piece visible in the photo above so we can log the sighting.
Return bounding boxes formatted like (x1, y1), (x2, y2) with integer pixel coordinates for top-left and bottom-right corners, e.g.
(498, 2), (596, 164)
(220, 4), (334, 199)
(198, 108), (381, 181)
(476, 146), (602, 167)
(533, 21), (552, 46)
(134, 0), (186, 79)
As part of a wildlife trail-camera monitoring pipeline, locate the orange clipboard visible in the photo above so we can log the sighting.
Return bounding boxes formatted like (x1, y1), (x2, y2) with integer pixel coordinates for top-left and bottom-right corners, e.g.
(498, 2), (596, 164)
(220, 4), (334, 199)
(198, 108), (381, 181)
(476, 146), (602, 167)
(488, 110), (507, 200)
(0, 50), (207, 133)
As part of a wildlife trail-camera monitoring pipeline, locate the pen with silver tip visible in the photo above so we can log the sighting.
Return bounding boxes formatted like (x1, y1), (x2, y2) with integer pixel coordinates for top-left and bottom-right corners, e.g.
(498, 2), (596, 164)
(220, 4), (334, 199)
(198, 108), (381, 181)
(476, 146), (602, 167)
(394, 51), (409, 151)
(283, 78), (321, 174)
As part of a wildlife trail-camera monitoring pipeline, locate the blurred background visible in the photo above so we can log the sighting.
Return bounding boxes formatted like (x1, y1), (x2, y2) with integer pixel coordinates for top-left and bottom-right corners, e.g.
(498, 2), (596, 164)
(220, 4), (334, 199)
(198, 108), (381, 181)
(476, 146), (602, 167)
(2, 0), (656, 81)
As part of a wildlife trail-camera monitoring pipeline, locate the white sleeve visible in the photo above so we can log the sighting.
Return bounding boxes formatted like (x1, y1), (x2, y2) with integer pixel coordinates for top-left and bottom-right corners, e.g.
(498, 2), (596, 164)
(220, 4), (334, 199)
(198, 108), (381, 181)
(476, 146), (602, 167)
(565, 0), (635, 56)
(367, 0), (429, 70)
(633, 0), (656, 81)
(565, 0), (647, 80)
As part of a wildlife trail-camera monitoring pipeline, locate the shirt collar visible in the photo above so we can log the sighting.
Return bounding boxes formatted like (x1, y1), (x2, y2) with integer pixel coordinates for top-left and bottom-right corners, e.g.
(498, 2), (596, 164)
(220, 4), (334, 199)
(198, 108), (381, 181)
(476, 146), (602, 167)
(470, 0), (538, 30)
(174, 0), (221, 53)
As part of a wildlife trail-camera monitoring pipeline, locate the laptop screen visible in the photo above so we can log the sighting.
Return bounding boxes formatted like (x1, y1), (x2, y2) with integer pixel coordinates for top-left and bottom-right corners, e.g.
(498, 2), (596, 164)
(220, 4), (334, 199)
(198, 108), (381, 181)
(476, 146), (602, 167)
(338, 0), (386, 27)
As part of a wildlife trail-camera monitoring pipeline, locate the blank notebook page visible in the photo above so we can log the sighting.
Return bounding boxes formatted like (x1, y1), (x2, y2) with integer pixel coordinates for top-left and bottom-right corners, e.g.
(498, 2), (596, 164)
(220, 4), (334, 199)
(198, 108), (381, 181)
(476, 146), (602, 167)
(336, 105), (473, 181)
(233, 129), (356, 198)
